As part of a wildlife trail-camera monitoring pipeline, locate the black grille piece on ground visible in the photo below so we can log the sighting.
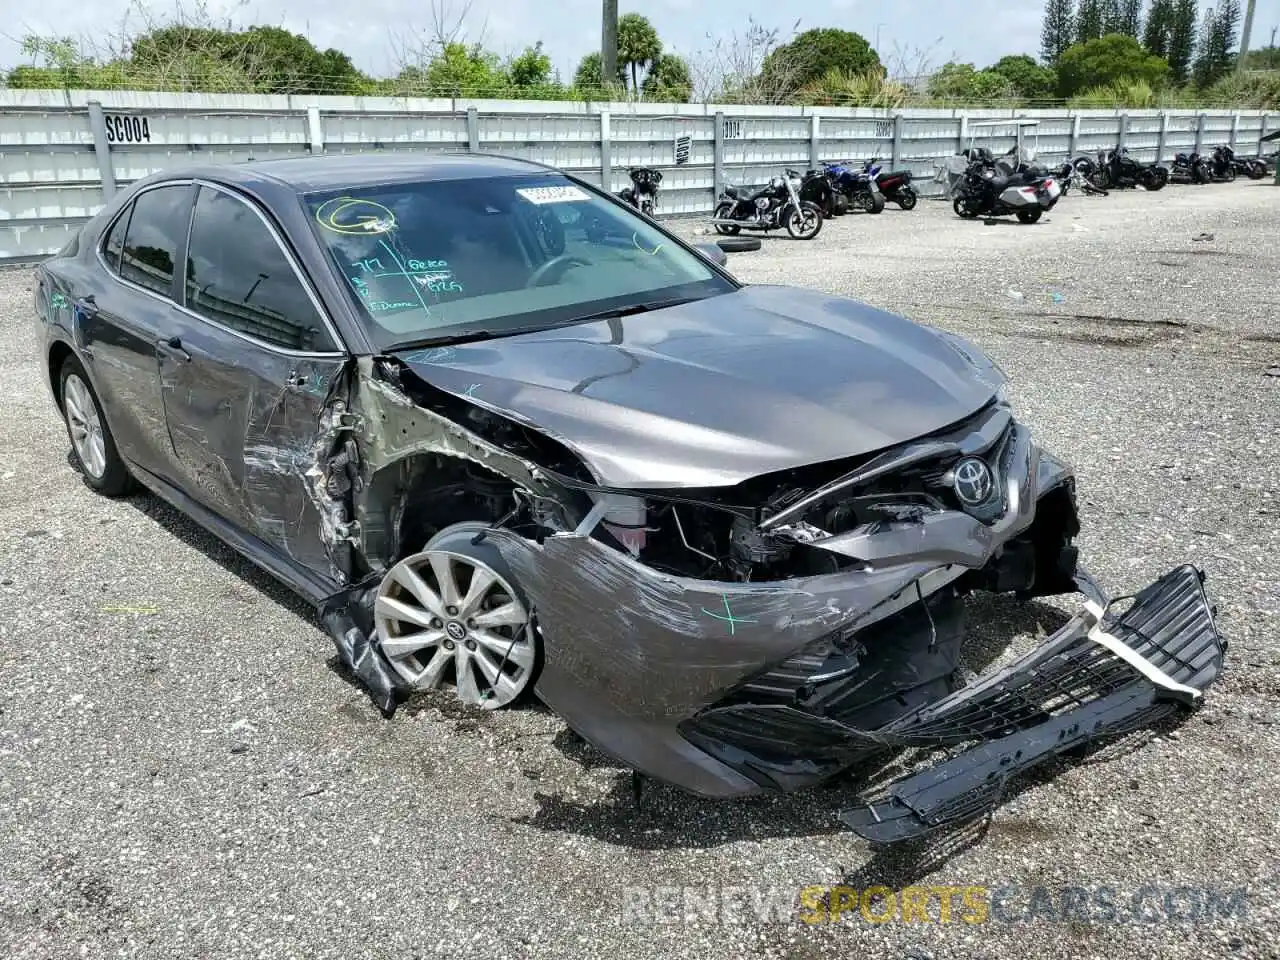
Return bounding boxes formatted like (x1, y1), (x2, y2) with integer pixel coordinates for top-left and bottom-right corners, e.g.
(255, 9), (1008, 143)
(838, 564), (1225, 842)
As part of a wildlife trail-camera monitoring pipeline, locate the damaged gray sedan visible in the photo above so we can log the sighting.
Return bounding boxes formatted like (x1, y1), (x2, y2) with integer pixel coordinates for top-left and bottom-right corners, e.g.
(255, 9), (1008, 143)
(34, 154), (1225, 842)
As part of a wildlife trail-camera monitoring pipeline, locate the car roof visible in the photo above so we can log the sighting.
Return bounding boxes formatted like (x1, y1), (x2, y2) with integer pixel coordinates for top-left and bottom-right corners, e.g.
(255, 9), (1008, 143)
(156, 153), (563, 195)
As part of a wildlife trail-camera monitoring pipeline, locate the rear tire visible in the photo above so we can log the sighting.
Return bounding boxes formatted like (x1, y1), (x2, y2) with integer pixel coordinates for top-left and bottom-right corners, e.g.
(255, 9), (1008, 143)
(58, 356), (133, 497)
(1247, 161), (1266, 180)
(1016, 207), (1043, 224)
(712, 201), (740, 236)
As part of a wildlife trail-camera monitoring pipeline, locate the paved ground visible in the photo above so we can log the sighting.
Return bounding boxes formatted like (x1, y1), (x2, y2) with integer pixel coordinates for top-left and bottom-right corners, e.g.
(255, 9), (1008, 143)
(1, 183), (1278, 960)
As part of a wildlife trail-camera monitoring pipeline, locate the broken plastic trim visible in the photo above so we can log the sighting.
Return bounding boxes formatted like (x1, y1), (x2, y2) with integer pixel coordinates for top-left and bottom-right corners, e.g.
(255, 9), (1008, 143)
(838, 564), (1225, 843)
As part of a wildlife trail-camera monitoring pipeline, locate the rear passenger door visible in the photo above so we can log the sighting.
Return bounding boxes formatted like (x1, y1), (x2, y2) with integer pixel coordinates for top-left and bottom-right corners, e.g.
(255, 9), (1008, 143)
(78, 182), (195, 480)
(158, 182), (348, 580)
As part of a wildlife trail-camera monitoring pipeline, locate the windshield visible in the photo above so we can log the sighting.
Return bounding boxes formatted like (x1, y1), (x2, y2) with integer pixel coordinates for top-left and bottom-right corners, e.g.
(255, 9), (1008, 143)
(303, 173), (736, 348)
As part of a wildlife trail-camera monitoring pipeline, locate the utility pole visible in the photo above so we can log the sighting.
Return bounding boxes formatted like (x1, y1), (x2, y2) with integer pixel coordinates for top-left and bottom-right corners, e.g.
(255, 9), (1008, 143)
(601, 0), (618, 93)
(1237, 0), (1257, 73)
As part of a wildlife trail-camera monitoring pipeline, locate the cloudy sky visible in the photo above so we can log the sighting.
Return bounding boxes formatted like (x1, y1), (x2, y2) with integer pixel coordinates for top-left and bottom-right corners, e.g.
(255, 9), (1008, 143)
(2, 0), (1279, 82)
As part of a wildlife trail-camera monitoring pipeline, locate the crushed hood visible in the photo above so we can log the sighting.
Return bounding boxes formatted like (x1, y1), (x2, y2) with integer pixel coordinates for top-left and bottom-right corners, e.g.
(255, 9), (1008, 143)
(393, 284), (1002, 489)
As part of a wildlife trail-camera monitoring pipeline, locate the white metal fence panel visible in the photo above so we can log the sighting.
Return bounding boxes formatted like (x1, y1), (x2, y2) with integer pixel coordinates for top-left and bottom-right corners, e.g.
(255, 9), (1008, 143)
(0, 90), (1277, 261)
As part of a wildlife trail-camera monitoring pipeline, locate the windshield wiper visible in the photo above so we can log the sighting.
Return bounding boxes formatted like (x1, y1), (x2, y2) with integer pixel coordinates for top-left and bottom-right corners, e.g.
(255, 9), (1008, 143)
(567, 296), (703, 325)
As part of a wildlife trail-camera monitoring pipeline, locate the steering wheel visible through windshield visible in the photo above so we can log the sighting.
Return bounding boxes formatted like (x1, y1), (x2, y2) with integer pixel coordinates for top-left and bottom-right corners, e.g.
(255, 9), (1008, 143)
(304, 173), (736, 348)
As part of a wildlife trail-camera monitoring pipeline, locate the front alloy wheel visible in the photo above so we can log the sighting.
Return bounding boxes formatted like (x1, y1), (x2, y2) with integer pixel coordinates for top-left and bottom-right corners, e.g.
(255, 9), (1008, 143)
(374, 539), (536, 709)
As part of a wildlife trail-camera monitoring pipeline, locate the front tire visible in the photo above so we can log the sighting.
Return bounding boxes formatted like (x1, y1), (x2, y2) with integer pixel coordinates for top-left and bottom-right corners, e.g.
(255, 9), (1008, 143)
(785, 201), (823, 239)
(953, 196), (981, 219)
(59, 357), (132, 497)
(713, 201), (740, 235)
(374, 521), (540, 710)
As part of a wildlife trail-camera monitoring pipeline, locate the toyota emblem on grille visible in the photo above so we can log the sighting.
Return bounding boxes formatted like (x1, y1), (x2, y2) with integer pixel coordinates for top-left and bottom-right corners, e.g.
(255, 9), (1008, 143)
(953, 457), (994, 506)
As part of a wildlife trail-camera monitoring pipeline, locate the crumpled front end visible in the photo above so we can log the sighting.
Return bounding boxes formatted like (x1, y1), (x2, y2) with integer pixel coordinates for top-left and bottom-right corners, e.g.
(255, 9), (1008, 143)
(320, 359), (1225, 842)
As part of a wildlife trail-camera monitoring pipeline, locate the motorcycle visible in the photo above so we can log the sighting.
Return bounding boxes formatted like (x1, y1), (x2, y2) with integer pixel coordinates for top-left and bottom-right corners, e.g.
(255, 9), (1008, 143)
(616, 167), (663, 215)
(1213, 144), (1267, 180)
(798, 167), (845, 218)
(1170, 151), (1211, 184)
(712, 169), (824, 240)
(1087, 146), (1169, 191)
(823, 160), (885, 214)
(860, 157), (917, 209)
(1056, 158), (1108, 196)
(951, 150), (1061, 223)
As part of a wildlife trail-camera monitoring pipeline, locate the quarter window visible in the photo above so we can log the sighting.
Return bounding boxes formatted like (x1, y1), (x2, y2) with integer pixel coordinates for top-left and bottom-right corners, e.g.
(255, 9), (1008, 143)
(119, 184), (192, 295)
(102, 204), (132, 273)
(184, 186), (336, 352)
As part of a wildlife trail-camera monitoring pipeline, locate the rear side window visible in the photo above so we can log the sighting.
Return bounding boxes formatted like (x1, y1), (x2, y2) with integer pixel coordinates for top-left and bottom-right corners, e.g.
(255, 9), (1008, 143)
(120, 184), (193, 296)
(184, 186), (336, 353)
(101, 205), (131, 273)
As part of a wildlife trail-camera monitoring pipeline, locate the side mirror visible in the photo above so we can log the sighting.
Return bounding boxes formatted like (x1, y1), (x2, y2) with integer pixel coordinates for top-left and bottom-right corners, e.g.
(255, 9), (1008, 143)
(694, 242), (729, 267)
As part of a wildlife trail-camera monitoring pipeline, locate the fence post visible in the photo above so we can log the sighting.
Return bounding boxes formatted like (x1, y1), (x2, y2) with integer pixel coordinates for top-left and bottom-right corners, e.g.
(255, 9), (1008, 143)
(1117, 112), (1128, 151)
(306, 106), (324, 155)
(1156, 110), (1169, 164)
(466, 107), (479, 152)
(1194, 112), (1205, 154)
(1258, 114), (1268, 156)
(86, 100), (117, 202)
(892, 112), (903, 167)
(599, 110), (612, 193)
(713, 111), (725, 200)
(1229, 112), (1239, 150)
(809, 112), (820, 169)
(957, 111), (968, 155)
(1068, 111), (1080, 157)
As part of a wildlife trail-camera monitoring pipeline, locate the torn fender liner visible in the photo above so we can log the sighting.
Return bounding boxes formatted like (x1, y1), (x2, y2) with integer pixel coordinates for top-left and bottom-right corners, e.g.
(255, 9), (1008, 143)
(321, 582), (406, 718)
(838, 564), (1226, 843)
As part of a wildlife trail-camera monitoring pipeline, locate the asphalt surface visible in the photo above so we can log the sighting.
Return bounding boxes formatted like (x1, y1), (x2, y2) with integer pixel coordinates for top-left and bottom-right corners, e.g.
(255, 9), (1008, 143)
(2, 182), (1279, 960)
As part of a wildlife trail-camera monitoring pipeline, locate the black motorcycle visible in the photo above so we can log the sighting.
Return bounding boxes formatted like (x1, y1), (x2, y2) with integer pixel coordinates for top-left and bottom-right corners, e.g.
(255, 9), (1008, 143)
(798, 167), (845, 218)
(712, 169), (824, 239)
(951, 150), (1062, 223)
(1057, 158), (1108, 196)
(1214, 144), (1267, 180)
(1085, 146), (1168, 191)
(1170, 151), (1211, 184)
(617, 167), (662, 215)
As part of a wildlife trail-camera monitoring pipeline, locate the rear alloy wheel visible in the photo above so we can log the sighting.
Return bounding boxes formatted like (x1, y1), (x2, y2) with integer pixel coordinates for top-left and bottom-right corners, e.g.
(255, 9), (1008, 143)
(1016, 208), (1043, 224)
(713, 202), (740, 235)
(374, 527), (537, 710)
(60, 359), (132, 496)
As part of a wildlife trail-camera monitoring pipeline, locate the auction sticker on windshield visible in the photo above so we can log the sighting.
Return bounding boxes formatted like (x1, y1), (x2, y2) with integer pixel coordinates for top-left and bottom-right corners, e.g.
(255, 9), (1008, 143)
(516, 185), (591, 204)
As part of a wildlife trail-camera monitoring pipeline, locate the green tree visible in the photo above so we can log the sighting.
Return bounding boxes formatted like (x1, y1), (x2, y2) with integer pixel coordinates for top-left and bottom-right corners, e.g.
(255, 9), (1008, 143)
(927, 62), (1016, 101)
(422, 42), (506, 96)
(571, 51), (624, 95)
(507, 42), (551, 87)
(642, 54), (692, 102)
(762, 28), (881, 96)
(1056, 32), (1171, 95)
(1077, 0), (1107, 42)
(989, 54), (1058, 99)
(1143, 0), (1173, 57)
(1193, 0), (1242, 87)
(617, 12), (662, 95)
(1113, 0), (1144, 35)
(1168, 0), (1200, 81)
(1042, 0), (1077, 63)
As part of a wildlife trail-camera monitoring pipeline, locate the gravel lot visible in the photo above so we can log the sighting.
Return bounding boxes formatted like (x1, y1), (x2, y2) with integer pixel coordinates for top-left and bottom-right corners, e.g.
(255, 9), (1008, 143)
(2, 183), (1278, 960)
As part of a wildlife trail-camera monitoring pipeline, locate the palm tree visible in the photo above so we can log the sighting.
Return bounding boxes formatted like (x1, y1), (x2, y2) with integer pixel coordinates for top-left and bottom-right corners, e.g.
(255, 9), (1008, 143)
(617, 13), (661, 96)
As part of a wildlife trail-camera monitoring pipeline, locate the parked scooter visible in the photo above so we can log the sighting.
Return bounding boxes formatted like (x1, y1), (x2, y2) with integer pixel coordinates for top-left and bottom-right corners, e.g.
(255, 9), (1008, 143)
(1170, 151), (1211, 184)
(951, 149), (1062, 223)
(823, 160), (885, 214)
(712, 168), (824, 239)
(859, 157), (917, 209)
(616, 167), (663, 214)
